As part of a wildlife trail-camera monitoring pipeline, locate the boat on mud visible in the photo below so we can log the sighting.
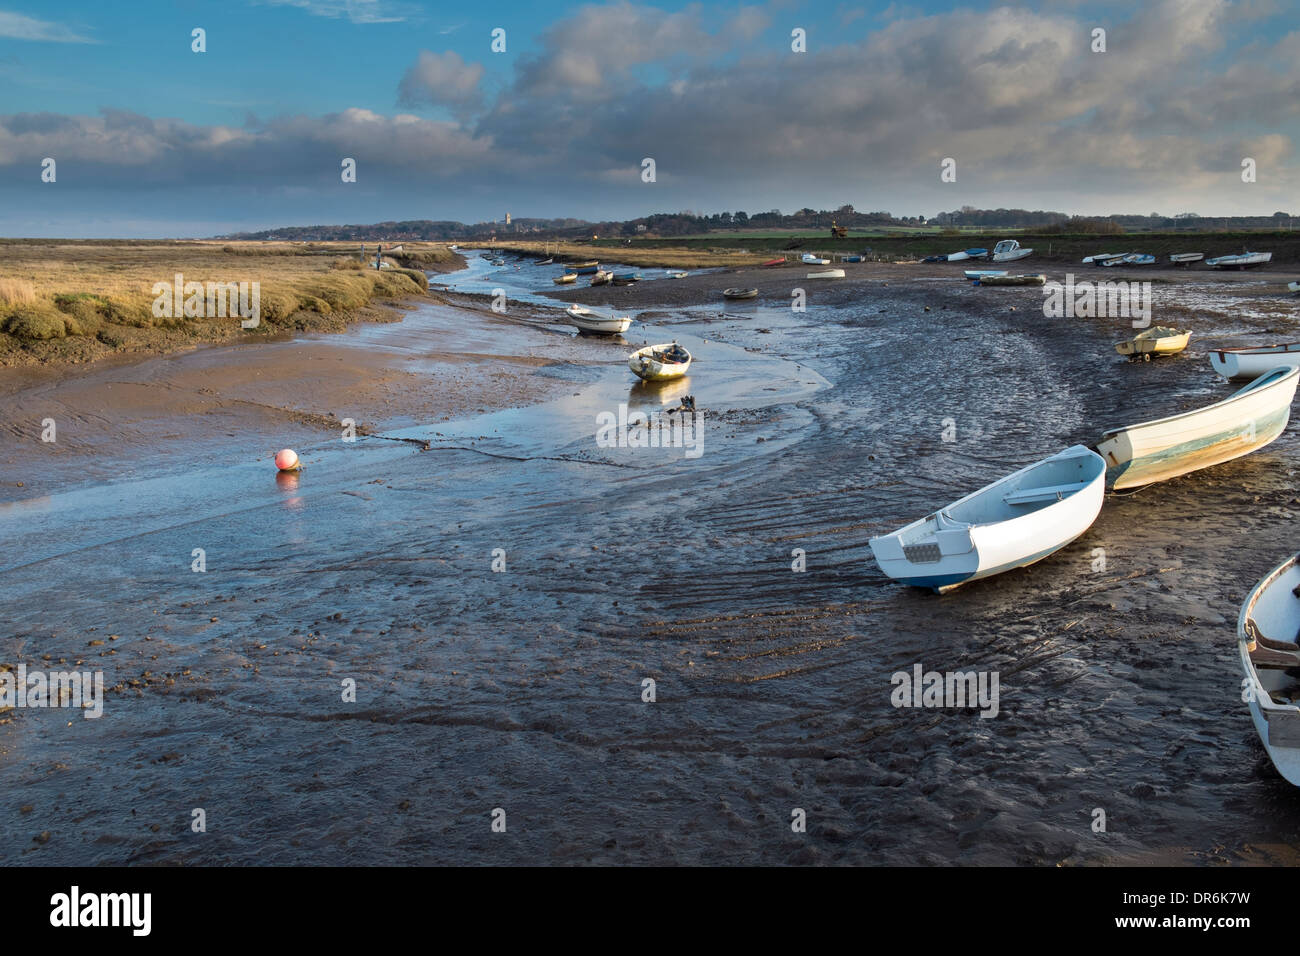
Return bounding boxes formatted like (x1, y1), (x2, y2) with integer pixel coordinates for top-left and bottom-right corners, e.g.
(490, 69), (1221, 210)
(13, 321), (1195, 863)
(565, 305), (632, 335)
(1206, 252), (1273, 269)
(553, 273), (578, 285)
(1209, 343), (1300, 380)
(628, 342), (692, 382)
(590, 269), (613, 286)
(1096, 365), (1300, 489)
(964, 269), (1007, 281)
(978, 273), (1045, 286)
(869, 445), (1106, 593)
(991, 239), (1033, 262)
(1114, 326), (1190, 359)
(1237, 552), (1300, 786)
(723, 288), (758, 299)
(807, 269), (845, 279)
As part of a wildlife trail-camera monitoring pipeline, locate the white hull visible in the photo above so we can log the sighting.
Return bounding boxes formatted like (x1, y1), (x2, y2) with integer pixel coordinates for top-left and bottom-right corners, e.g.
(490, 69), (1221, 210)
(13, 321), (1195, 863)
(869, 445), (1105, 593)
(945, 251), (970, 262)
(807, 269), (845, 279)
(1288, 282), (1300, 293)
(1097, 366), (1300, 488)
(566, 307), (631, 335)
(629, 343), (692, 381)
(1207, 252), (1273, 269)
(801, 255), (830, 265)
(1083, 253), (1123, 264)
(964, 269), (1007, 280)
(1170, 253), (1204, 263)
(1238, 554), (1300, 786)
(1209, 343), (1300, 380)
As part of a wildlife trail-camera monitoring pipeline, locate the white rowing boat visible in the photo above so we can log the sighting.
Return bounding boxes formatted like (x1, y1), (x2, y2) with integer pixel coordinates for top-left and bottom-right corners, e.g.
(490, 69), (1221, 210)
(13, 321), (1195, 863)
(629, 342), (692, 381)
(1083, 253), (1125, 265)
(1238, 553), (1300, 786)
(991, 239), (1033, 262)
(1096, 365), (1300, 489)
(807, 269), (845, 279)
(801, 254), (830, 265)
(566, 305), (631, 335)
(1206, 252), (1273, 269)
(869, 445), (1105, 593)
(1209, 343), (1300, 380)
(1170, 252), (1204, 264)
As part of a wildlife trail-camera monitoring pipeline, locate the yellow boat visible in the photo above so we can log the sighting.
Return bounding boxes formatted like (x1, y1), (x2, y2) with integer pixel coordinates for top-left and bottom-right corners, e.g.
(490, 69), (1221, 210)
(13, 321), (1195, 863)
(553, 273), (578, 285)
(1115, 326), (1190, 360)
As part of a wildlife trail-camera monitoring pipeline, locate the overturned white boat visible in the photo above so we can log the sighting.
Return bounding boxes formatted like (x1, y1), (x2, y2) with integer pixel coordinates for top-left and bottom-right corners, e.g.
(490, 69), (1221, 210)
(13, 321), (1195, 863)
(964, 269), (1007, 281)
(1209, 343), (1300, 380)
(1083, 253), (1125, 265)
(1238, 553), (1300, 786)
(869, 445), (1106, 593)
(1170, 252), (1204, 264)
(565, 305), (632, 335)
(1207, 252), (1273, 269)
(807, 268), (845, 279)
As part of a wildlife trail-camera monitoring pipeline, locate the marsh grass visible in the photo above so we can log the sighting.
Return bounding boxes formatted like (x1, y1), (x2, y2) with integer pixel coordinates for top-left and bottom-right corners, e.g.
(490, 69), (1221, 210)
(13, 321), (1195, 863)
(0, 239), (441, 365)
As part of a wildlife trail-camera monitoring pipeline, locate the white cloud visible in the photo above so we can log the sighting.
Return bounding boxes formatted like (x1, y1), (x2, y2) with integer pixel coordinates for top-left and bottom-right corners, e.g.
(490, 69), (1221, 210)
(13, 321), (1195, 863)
(0, 10), (95, 42)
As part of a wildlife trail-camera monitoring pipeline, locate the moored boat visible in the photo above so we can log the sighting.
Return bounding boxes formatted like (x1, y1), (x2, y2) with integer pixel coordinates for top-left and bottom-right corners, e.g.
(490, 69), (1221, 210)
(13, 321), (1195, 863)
(869, 445), (1106, 593)
(666, 271), (688, 279)
(536, 257), (554, 265)
(1207, 252), (1273, 269)
(629, 342), (692, 381)
(722, 288), (758, 299)
(1114, 326), (1190, 359)
(589, 269), (613, 286)
(1238, 553), (1300, 786)
(1083, 253), (1125, 265)
(807, 269), (846, 279)
(1170, 252), (1204, 264)
(1096, 365), (1300, 489)
(964, 248), (988, 259)
(840, 255), (863, 263)
(1209, 343), (1300, 379)
(566, 305), (632, 335)
(991, 239), (1033, 262)
(978, 273), (1045, 286)
(553, 273), (578, 285)
(564, 260), (598, 270)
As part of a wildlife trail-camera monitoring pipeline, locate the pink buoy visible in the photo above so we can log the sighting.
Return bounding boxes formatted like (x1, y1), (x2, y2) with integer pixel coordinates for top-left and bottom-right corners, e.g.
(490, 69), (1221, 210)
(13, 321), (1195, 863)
(275, 448), (301, 472)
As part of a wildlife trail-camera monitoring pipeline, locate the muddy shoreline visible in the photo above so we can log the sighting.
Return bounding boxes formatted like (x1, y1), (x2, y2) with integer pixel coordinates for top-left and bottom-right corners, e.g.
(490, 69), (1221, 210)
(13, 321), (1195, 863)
(3, 253), (1300, 866)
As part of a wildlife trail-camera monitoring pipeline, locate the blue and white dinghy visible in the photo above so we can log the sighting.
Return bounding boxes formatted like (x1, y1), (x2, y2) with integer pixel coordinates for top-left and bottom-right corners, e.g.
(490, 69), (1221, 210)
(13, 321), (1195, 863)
(869, 445), (1106, 592)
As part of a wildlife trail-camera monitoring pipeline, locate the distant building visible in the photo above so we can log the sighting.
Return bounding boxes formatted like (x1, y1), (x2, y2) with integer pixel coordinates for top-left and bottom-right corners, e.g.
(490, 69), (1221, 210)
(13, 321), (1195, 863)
(505, 213), (512, 225)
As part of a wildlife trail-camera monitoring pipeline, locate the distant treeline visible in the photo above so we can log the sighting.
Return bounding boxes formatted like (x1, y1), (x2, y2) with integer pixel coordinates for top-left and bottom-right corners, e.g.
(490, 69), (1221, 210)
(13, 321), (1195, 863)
(223, 206), (1298, 242)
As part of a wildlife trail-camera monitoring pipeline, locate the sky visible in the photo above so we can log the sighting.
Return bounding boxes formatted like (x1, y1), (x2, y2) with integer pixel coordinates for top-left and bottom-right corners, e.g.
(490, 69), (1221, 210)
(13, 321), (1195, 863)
(0, 0), (1296, 237)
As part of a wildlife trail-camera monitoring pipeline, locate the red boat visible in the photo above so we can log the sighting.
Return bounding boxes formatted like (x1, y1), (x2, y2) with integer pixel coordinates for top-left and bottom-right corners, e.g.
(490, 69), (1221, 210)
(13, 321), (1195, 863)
(761, 257), (785, 267)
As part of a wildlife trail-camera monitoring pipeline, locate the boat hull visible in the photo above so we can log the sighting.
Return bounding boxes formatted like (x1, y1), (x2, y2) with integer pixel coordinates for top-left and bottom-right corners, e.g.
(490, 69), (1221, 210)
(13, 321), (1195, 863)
(807, 269), (845, 279)
(1115, 329), (1190, 357)
(567, 308), (631, 334)
(978, 274), (1045, 286)
(1098, 366), (1300, 489)
(1238, 554), (1300, 786)
(869, 445), (1106, 593)
(1210, 344), (1300, 379)
(629, 344), (692, 381)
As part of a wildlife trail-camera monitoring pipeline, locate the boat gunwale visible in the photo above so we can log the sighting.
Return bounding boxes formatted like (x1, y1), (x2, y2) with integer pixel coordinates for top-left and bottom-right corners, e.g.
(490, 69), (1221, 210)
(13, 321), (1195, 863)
(1099, 365), (1300, 440)
(1238, 553), (1300, 718)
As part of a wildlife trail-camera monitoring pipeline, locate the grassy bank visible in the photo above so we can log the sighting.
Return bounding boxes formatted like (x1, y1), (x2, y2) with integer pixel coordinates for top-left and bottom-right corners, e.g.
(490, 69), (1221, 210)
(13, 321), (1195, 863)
(501, 230), (1300, 266)
(0, 240), (455, 367)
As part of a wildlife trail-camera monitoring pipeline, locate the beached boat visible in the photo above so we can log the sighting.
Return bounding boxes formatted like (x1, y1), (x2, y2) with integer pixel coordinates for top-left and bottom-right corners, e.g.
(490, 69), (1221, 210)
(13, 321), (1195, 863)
(1209, 343), (1300, 379)
(978, 273), (1046, 286)
(566, 305), (632, 335)
(801, 254), (830, 265)
(1122, 253), (1156, 266)
(964, 269), (1007, 281)
(1288, 281), (1300, 293)
(629, 342), (691, 382)
(807, 269), (846, 279)
(840, 255), (863, 263)
(761, 257), (786, 268)
(553, 273), (578, 285)
(589, 270), (613, 286)
(1096, 365), (1300, 489)
(1170, 252), (1204, 264)
(1238, 552), (1300, 786)
(1099, 254), (1138, 267)
(666, 271), (688, 279)
(869, 445), (1106, 593)
(991, 239), (1033, 262)
(536, 257), (554, 265)
(922, 255), (946, 264)
(1114, 326), (1190, 359)
(491, 258), (506, 266)
(723, 288), (758, 299)
(1083, 253), (1125, 265)
(1207, 252), (1273, 269)
(964, 248), (988, 259)
(613, 272), (641, 281)
(564, 260), (598, 270)
(945, 250), (971, 262)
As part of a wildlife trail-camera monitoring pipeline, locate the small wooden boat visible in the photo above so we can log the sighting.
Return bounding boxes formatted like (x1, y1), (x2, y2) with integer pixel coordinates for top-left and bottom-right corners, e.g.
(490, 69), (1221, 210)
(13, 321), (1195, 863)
(589, 270), (612, 286)
(807, 269), (845, 279)
(1238, 552), (1300, 786)
(978, 273), (1045, 286)
(1083, 253), (1124, 265)
(723, 288), (758, 299)
(1170, 252), (1204, 264)
(613, 272), (641, 281)
(869, 445), (1106, 593)
(991, 239), (1033, 262)
(666, 271), (688, 279)
(1288, 281), (1300, 293)
(1121, 253), (1156, 266)
(1114, 326), (1190, 359)
(1099, 253), (1137, 267)
(629, 342), (691, 381)
(761, 257), (786, 268)
(1097, 365), (1300, 489)
(1209, 343), (1300, 379)
(801, 254), (830, 265)
(536, 257), (554, 265)
(573, 265), (599, 275)
(553, 273), (578, 285)
(566, 305), (632, 335)
(964, 269), (1007, 280)
(564, 260), (598, 270)
(1207, 252), (1273, 269)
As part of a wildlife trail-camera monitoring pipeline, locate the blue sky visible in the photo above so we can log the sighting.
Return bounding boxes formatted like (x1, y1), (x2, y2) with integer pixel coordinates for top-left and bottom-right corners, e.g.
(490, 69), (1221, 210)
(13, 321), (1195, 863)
(1, 0), (1296, 237)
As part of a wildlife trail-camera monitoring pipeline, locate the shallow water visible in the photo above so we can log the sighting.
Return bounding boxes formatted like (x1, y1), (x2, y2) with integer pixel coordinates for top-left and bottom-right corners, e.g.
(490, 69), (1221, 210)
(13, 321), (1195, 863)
(3, 275), (1300, 865)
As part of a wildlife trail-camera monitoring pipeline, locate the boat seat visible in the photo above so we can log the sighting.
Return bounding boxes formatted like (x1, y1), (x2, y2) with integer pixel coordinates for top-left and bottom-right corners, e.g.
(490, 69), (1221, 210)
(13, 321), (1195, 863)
(1002, 481), (1091, 506)
(1250, 645), (1300, 670)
